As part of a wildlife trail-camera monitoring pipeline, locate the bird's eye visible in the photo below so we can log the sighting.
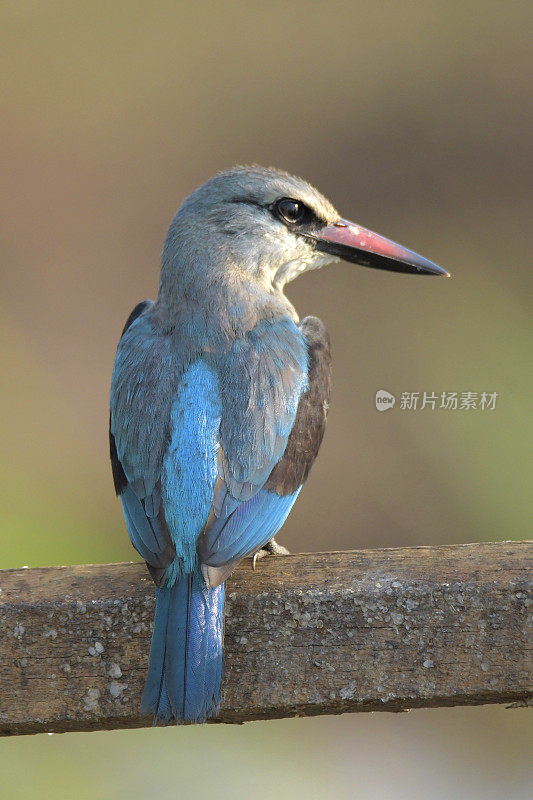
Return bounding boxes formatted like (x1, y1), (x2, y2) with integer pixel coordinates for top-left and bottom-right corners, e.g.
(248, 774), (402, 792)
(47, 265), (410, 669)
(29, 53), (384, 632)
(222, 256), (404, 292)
(273, 198), (308, 225)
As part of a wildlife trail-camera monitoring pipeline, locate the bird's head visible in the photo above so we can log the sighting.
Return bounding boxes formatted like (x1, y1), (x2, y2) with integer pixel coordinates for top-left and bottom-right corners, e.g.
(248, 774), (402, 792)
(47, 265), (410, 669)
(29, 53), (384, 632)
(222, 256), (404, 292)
(161, 165), (448, 294)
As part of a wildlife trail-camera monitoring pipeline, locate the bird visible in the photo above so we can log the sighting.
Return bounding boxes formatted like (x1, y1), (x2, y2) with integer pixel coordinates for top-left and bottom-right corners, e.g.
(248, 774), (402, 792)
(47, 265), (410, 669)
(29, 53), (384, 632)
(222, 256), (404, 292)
(109, 165), (448, 725)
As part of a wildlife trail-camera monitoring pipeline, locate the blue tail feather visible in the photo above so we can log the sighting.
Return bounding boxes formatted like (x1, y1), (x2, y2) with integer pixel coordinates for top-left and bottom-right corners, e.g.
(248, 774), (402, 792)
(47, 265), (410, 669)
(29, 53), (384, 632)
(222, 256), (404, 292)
(141, 571), (225, 724)
(140, 586), (172, 714)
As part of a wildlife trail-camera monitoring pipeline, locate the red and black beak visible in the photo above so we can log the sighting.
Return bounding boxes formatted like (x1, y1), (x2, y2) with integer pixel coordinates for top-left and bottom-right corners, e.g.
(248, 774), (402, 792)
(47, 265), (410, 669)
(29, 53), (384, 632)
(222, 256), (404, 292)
(308, 219), (449, 276)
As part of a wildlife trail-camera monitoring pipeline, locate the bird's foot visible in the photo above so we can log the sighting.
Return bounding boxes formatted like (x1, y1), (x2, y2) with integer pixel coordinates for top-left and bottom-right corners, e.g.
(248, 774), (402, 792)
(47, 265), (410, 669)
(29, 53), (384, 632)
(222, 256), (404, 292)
(252, 538), (290, 570)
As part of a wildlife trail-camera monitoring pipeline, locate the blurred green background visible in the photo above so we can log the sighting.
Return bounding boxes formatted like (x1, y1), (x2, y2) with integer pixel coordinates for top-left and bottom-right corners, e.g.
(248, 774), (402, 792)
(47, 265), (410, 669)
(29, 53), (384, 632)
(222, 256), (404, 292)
(1, 1), (531, 797)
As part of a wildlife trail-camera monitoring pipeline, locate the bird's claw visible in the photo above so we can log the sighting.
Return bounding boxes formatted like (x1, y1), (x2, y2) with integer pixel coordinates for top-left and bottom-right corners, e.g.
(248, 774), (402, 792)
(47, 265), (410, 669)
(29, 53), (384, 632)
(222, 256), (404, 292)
(252, 538), (290, 570)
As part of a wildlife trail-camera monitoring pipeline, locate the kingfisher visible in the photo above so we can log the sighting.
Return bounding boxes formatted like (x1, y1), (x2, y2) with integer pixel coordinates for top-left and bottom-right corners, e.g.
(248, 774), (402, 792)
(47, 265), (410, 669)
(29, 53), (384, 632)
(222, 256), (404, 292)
(109, 166), (448, 724)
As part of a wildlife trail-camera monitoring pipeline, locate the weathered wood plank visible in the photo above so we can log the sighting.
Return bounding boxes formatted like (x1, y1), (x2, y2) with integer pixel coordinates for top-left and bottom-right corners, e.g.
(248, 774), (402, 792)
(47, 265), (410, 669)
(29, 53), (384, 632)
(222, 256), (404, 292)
(0, 542), (531, 735)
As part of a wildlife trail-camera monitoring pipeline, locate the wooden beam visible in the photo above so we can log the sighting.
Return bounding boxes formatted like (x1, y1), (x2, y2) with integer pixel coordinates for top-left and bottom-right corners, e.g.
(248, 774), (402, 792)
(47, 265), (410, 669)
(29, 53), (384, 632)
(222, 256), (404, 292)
(0, 542), (531, 735)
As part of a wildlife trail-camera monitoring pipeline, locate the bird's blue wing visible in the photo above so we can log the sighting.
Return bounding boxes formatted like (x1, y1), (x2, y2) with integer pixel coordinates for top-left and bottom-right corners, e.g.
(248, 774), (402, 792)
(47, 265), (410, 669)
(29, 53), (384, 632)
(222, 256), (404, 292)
(216, 317), (310, 502)
(110, 300), (184, 584)
(197, 316), (331, 585)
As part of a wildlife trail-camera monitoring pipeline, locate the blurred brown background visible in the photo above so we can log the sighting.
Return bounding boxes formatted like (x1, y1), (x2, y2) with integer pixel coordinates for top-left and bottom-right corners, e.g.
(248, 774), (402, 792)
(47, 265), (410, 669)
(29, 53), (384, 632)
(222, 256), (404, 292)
(1, 2), (531, 798)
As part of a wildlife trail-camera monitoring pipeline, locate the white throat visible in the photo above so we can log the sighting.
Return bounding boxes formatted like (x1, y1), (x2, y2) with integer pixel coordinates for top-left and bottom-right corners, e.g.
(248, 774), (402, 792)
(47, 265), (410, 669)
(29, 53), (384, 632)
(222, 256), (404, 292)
(273, 252), (338, 289)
